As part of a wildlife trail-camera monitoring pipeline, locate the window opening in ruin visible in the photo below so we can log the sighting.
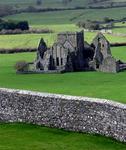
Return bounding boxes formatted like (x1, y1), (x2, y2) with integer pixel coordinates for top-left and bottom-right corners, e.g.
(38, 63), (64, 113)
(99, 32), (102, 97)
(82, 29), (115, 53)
(96, 64), (99, 69)
(61, 58), (63, 65)
(56, 57), (59, 66)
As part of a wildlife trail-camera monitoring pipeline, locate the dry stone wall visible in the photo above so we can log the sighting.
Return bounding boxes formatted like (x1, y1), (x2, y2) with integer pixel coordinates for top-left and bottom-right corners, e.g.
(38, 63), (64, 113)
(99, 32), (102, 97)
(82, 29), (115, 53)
(0, 88), (126, 142)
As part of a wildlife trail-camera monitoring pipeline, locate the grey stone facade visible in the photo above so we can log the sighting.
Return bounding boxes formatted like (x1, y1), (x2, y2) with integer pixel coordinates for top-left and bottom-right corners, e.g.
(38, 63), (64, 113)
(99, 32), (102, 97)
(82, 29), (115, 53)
(35, 31), (87, 72)
(91, 33), (120, 73)
(0, 88), (126, 142)
(34, 31), (126, 73)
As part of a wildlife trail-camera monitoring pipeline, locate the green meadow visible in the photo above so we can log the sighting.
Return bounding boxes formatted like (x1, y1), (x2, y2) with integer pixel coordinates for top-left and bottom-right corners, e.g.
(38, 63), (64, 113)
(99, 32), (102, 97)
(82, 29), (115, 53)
(0, 27), (126, 49)
(2, 0), (126, 8)
(0, 124), (126, 150)
(1, 45), (126, 150)
(0, 46), (126, 103)
(112, 22), (126, 34)
(1, 0), (126, 8)
(0, 0), (89, 8)
(0, 1), (126, 149)
(0, 123), (126, 150)
(0, 8), (125, 49)
(4, 8), (126, 25)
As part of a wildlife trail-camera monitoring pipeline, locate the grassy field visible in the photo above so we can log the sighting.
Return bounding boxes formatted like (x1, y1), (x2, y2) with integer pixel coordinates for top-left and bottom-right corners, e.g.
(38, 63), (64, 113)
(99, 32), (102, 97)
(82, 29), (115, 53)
(0, 33), (56, 49)
(1, 8), (125, 49)
(0, 46), (126, 103)
(1, 0), (126, 8)
(0, 0), (89, 8)
(4, 8), (126, 25)
(112, 22), (126, 34)
(0, 123), (125, 150)
(0, 1), (126, 149)
(0, 29), (125, 49)
(0, 24), (80, 49)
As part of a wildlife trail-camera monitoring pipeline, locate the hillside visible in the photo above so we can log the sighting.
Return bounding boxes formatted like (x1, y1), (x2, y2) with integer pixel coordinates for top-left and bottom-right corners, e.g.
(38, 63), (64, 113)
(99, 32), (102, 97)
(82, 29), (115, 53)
(0, 0), (126, 49)
(0, 0), (126, 8)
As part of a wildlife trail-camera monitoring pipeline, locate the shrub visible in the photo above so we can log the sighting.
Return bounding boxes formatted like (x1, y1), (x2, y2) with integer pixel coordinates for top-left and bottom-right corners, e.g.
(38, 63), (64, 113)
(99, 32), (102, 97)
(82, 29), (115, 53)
(36, 0), (42, 5)
(103, 17), (114, 23)
(0, 20), (29, 31)
(16, 21), (29, 30)
(105, 22), (115, 29)
(76, 20), (100, 30)
(15, 61), (29, 72)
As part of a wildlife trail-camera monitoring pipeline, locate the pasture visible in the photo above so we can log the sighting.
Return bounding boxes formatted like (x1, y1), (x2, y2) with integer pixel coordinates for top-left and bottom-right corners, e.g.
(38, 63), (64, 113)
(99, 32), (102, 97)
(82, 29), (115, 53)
(4, 8), (126, 25)
(1, 0), (126, 8)
(0, 123), (125, 150)
(0, 0), (89, 8)
(1, 8), (125, 49)
(0, 0), (126, 149)
(112, 22), (126, 34)
(0, 31), (125, 49)
(0, 46), (126, 103)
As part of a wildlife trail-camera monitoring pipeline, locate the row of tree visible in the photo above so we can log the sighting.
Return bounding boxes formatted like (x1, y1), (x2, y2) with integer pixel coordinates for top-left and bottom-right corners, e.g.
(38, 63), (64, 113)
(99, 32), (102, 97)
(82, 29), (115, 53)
(76, 17), (116, 30)
(0, 19), (29, 31)
(77, 20), (100, 30)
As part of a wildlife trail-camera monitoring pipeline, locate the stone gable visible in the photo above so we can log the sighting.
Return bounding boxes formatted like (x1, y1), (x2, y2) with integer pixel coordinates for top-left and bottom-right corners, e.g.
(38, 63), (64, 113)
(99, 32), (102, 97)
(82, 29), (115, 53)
(33, 31), (126, 73)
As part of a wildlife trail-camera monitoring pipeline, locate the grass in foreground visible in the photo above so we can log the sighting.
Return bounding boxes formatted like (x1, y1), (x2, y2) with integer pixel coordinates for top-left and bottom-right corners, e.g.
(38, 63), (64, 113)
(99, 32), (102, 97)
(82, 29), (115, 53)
(0, 47), (126, 103)
(0, 123), (125, 150)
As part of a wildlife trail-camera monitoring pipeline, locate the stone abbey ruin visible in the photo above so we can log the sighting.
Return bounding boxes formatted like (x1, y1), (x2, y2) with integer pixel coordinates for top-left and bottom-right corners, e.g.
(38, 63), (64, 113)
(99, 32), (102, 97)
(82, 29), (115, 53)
(33, 31), (126, 73)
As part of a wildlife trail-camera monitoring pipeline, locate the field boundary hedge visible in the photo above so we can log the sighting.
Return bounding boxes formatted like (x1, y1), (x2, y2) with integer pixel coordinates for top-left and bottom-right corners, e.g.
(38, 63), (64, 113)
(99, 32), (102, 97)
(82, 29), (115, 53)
(0, 48), (37, 54)
(110, 43), (126, 47)
(0, 29), (53, 35)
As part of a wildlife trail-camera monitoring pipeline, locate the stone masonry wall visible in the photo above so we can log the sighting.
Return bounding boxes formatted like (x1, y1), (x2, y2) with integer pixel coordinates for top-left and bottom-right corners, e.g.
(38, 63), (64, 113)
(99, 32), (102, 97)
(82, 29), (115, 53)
(0, 88), (126, 142)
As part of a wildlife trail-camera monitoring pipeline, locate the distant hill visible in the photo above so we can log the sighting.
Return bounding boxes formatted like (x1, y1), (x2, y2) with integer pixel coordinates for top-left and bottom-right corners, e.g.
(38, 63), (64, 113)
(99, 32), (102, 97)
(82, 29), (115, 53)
(0, 0), (126, 20)
(0, 0), (126, 9)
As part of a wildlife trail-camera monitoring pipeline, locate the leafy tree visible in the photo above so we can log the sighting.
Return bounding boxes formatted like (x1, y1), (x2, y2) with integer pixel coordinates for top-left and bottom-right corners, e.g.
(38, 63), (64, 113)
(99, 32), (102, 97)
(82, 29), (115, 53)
(15, 61), (29, 72)
(16, 21), (29, 30)
(77, 20), (100, 30)
(36, 0), (42, 5)
(103, 17), (114, 23)
(0, 20), (29, 31)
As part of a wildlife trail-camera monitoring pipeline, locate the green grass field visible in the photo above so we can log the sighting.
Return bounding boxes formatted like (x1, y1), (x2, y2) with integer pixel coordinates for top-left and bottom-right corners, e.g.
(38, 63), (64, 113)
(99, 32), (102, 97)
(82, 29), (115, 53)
(0, 1), (126, 149)
(4, 8), (126, 25)
(0, 0), (89, 8)
(0, 46), (126, 103)
(0, 33), (56, 49)
(0, 123), (125, 150)
(112, 22), (126, 34)
(0, 30), (125, 49)
(1, 8), (125, 49)
(1, 0), (126, 8)
(0, 47), (126, 150)
(0, 24), (80, 49)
